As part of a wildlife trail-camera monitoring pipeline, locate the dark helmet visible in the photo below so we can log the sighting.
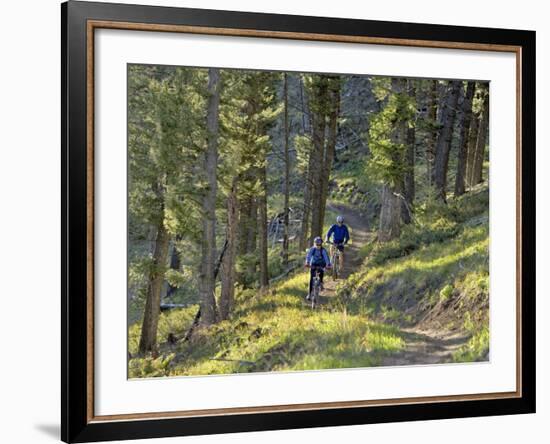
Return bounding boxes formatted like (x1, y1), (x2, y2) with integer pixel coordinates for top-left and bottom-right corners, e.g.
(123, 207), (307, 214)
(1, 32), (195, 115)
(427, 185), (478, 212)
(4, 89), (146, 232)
(314, 236), (323, 245)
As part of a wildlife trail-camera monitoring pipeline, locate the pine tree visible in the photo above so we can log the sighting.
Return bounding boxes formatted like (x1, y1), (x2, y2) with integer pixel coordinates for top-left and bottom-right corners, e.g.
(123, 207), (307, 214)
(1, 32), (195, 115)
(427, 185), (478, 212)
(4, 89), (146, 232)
(220, 70), (280, 294)
(368, 77), (415, 241)
(302, 74), (341, 241)
(129, 65), (208, 351)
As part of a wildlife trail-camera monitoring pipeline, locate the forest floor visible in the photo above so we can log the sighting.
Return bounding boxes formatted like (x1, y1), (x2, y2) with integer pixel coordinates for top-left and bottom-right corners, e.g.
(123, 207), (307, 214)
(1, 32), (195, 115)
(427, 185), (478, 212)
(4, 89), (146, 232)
(129, 189), (489, 378)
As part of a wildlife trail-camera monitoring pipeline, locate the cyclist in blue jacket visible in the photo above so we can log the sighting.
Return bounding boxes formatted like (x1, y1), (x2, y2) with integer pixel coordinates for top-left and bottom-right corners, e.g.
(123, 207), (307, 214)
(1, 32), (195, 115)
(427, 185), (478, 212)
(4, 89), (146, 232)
(304, 237), (332, 301)
(325, 215), (351, 269)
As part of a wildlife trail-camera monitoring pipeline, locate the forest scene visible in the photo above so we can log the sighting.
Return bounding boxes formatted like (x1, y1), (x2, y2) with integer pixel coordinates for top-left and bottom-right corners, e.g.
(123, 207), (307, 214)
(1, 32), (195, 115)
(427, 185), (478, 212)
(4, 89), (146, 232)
(128, 64), (490, 378)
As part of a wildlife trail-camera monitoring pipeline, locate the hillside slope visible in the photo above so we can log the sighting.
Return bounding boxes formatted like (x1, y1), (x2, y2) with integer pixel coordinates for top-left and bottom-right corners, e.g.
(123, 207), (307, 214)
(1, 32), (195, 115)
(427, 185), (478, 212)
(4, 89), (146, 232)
(128, 185), (489, 377)
(339, 184), (490, 364)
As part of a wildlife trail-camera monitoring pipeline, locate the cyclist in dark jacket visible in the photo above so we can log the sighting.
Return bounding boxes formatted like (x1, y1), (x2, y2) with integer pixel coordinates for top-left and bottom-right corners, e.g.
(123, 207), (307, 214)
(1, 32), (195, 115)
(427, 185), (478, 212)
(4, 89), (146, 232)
(304, 237), (332, 301)
(325, 215), (350, 268)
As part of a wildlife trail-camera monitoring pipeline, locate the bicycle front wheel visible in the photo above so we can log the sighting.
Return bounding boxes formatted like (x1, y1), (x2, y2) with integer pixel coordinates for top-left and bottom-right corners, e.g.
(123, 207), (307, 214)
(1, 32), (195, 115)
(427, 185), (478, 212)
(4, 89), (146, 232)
(312, 286), (319, 309)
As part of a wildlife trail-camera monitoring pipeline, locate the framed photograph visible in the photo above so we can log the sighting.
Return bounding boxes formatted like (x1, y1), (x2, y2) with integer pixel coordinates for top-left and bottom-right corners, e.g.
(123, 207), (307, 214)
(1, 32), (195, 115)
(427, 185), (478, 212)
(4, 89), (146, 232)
(61, 1), (535, 442)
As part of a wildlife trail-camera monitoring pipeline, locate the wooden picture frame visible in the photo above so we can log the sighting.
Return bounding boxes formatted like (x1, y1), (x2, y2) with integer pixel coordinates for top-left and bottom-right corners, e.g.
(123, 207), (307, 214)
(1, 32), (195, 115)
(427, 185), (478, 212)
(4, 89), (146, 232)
(61, 1), (535, 442)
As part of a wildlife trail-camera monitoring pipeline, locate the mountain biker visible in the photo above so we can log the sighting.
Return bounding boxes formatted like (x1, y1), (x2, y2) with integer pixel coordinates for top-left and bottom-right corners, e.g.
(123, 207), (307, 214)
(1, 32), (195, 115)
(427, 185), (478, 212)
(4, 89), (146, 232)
(326, 215), (350, 269)
(304, 236), (332, 301)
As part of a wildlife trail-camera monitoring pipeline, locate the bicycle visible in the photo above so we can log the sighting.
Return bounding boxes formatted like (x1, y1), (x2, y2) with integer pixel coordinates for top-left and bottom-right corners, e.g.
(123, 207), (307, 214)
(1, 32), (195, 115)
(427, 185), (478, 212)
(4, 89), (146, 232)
(310, 266), (322, 309)
(328, 241), (344, 280)
(306, 265), (328, 309)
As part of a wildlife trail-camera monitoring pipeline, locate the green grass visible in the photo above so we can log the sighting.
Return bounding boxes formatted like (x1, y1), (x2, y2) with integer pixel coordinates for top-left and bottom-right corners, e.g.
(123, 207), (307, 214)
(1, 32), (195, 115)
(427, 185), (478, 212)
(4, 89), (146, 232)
(338, 186), (489, 358)
(129, 304), (199, 356)
(340, 220), (488, 327)
(129, 272), (406, 378)
(453, 325), (489, 362)
(129, 185), (490, 378)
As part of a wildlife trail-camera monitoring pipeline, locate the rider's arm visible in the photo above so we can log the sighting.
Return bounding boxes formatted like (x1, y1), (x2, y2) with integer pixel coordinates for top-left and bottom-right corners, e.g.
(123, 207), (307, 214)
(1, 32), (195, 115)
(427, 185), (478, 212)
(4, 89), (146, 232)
(344, 225), (350, 244)
(325, 224), (334, 242)
(304, 247), (313, 266)
(323, 249), (331, 266)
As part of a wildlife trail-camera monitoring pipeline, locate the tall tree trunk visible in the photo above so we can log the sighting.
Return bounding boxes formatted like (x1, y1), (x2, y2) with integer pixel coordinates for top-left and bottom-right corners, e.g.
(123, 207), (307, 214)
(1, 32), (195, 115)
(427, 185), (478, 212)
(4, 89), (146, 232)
(402, 79), (416, 224)
(139, 219), (170, 353)
(309, 84), (327, 240)
(454, 81), (476, 196)
(299, 159), (313, 251)
(258, 163), (269, 290)
(318, 78), (340, 232)
(282, 73), (290, 267)
(199, 67), (220, 326)
(299, 74), (309, 134)
(378, 185), (401, 242)
(433, 80), (461, 202)
(299, 75), (314, 251)
(426, 80), (438, 184)
(220, 180), (239, 320)
(465, 105), (481, 189)
(379, 78), (407, 242)
(472, 85), (489, 185)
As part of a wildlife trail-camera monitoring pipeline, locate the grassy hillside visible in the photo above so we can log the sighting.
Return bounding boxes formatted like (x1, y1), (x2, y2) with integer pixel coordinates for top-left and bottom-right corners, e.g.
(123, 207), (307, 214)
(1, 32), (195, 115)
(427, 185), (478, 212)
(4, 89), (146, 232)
(128, 184), (489, 377)
(339, 184), (490, 363)
(129, 273), (407, 378)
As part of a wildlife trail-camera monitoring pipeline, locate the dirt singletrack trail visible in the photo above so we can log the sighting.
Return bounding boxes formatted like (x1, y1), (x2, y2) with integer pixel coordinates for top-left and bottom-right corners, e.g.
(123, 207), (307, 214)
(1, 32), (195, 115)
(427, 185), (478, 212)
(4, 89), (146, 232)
(315, 203), (471, 366)
(319, 203), (371, 301)
(380, 328), (471, 366)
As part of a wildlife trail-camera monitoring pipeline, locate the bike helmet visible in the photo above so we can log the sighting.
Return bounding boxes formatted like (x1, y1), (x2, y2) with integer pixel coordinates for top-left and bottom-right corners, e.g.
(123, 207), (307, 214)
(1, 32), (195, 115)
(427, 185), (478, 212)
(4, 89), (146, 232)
(336, 215), (344, 223)
(313, 236), (323, 245)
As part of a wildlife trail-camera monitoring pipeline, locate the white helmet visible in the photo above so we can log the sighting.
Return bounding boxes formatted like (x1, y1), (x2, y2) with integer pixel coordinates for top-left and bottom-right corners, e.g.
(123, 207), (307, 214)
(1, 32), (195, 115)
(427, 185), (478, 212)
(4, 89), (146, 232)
(336, 215), (344, 223)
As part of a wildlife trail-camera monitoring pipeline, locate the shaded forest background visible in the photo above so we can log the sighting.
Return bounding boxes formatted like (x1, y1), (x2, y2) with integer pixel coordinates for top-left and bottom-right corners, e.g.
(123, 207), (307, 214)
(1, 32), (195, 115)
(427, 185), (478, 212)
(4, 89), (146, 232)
(128, 65), (490, 377)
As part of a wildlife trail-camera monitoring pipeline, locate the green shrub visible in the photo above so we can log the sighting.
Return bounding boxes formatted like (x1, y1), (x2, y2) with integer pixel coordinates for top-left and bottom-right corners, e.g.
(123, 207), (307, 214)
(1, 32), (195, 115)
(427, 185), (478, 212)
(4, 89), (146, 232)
(439, 284), (454, 302)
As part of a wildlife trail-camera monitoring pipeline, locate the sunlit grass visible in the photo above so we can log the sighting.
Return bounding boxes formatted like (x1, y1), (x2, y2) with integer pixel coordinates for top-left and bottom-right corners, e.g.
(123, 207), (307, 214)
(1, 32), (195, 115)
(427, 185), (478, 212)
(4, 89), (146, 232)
(128, 304), (198, 356)
(453, 325), (489, 362)
(348, 223), (488, 301)
(129, 186), (490, 378)
(129, 269), (406, 377)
